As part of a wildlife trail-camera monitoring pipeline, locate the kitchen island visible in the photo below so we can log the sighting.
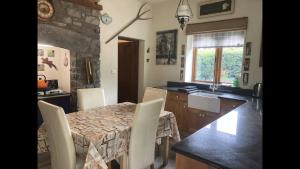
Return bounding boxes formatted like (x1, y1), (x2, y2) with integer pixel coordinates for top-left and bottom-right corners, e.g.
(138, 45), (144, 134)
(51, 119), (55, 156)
(171, 92), (262, 169)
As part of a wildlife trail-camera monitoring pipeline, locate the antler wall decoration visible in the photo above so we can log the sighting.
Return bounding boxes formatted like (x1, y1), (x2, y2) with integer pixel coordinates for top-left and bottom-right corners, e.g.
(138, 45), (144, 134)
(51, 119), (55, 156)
(105, 3), (152, 44)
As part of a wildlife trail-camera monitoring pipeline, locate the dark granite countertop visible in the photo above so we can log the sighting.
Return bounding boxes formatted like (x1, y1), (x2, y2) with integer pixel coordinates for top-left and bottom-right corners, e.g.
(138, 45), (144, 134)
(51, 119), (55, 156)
(38, 92), (71, 100)
(171, 92), (262, 169)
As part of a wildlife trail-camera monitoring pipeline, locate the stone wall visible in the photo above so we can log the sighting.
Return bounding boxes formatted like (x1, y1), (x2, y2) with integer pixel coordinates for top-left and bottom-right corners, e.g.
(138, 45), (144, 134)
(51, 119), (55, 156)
(38, 0), (101, 111)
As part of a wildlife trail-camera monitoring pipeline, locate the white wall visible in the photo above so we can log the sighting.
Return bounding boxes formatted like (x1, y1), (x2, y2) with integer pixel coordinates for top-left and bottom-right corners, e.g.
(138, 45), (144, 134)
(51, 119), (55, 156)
(100, 0), (152, 104)
(38, 46), (71, 92)
(147, 0), (262, 89)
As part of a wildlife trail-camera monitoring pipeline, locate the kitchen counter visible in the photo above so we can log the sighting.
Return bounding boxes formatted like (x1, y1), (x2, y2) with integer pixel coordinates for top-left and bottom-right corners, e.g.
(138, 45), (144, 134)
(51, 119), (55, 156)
(171, 92), (262, 169)
(38, 92), (71, 100)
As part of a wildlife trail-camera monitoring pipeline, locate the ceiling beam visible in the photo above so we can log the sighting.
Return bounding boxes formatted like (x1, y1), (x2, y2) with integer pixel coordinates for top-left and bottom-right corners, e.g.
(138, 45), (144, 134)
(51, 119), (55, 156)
(62, 0), (103, 10)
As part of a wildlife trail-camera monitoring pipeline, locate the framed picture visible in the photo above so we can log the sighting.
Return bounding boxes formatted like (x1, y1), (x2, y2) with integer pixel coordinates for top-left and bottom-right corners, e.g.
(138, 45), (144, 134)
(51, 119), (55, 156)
(48, 49), (55, 57)
(180, 70), (184, 80)
(198, 0), (235, 18)
(181, 57), (185, 68)
(246, 42), (252, 56)
(156, 29), (177, 65)
(38, 64), (45, 71)
(181, 44), (185, 55)
(244, 58), (250, 71)
(243, 73), (248, 85)
(38, 49), (44, 56)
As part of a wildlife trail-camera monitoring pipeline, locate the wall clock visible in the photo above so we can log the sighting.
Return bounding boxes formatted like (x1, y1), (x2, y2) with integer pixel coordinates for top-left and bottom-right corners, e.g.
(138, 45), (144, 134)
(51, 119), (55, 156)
(101, 13), (112, 25)
(38, 0), (54, 21)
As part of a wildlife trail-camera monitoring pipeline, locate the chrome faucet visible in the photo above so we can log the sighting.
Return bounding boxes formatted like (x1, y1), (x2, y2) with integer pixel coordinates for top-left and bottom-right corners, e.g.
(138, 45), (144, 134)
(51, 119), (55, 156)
(209, 81), (218, 92)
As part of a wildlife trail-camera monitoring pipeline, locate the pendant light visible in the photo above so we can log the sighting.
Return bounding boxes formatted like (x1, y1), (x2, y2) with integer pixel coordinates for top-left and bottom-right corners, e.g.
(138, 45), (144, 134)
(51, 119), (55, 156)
(175, 0), (193, 30)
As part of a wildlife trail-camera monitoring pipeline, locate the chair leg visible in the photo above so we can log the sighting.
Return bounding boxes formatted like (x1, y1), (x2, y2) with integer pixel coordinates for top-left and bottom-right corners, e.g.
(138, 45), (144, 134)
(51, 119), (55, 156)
(150, 163), (154, 169)
(107, 161), (112, 169)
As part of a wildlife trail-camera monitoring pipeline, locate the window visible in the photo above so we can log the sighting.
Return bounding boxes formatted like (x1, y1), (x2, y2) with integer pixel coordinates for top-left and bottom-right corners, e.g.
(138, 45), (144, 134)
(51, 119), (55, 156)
(192, 30), (245, 85)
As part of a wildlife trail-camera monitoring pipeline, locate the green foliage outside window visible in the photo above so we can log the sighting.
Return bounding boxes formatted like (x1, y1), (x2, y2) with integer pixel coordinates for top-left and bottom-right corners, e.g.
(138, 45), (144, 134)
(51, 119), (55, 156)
(195, 47), (243, 84)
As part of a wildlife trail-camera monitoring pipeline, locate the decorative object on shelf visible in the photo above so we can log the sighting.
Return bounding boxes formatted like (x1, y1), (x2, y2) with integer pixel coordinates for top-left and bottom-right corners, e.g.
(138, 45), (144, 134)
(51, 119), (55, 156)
(100, 12), (112, 25)
(38, 49), (44, 56)
(243, 58), (250, 71)
(38, 64), (45, 71)
(175, 0), (193, 30)
(105, 3), (151, 44)
(38, 0), (55, 21)
(198, 0), (234, 18)
(156, 29), (178, 65)
(41, 57), (58, 70)
(245, 42), (252, 56)
(38, 74), (48, 90)
(242, 72), (248, 85)
(180, 70), (184, 80)
(47, 49), (55, 57)
(181, 56), (185, 68)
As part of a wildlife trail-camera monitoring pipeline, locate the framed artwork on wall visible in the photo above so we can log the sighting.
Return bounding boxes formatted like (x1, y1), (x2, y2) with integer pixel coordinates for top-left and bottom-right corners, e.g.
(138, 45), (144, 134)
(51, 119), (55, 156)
(243, 72), (248, 85)
(244, 58), (250, 71)
(181, 57), (185, 68)
(48, 49), (55, 57)
(156, 29), (177, 65)
(198, 0), (235, 18)
(245, 42), (252, 56)
(38, 49), (44, 56)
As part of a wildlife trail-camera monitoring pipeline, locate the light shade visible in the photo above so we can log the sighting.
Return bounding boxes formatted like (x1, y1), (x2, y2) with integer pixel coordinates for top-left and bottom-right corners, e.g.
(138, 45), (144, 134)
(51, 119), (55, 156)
(175, 0), (193, 30)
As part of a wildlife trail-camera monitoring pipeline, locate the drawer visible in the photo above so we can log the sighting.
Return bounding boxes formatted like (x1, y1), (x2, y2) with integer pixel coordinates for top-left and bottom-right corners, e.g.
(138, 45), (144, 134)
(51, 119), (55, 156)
(167, 91), (187, 101)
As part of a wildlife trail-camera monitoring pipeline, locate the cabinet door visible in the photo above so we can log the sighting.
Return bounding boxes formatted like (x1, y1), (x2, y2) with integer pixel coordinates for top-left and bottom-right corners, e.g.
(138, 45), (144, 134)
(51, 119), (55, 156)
(220, 98), (245, 114)
(187, 108), (206, 134)
(179, 101), (188, 134)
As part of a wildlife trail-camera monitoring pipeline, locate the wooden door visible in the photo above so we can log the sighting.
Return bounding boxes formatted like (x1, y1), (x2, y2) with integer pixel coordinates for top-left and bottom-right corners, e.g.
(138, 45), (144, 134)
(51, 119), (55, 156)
(118, 38), (139, 103)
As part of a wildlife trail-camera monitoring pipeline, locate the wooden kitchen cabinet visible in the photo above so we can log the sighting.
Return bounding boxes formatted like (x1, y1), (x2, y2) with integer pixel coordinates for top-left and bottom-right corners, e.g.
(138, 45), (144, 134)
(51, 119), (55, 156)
(165, 91), (188, 134)
(186, 108), (220, 134)
(176, 154), (217, 169)
(165, 91), (246, 136)
(186, 98), (245, 135)
(220, 98), (245, 114)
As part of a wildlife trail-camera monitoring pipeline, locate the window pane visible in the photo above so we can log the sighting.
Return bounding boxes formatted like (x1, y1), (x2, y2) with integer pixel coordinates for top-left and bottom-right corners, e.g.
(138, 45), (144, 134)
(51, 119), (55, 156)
(220, 47), (243, 84)
(195, 48), (216, 82)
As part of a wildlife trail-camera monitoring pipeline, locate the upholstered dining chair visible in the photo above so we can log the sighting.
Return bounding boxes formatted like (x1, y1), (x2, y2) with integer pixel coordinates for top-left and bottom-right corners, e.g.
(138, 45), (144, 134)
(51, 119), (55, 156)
(142, 87), (167, 112)
(127, 98), (164, 169)
(38, 100), (84, 169)
(77, 87), (106, 111)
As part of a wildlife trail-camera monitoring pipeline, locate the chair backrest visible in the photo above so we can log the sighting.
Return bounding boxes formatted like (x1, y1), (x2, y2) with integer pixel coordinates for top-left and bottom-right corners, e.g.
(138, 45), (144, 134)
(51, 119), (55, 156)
(142, 87), (167, 112)
(128, 99), (164, 169)
(38, 100), (76, 169)
(77, 87), (106, 111)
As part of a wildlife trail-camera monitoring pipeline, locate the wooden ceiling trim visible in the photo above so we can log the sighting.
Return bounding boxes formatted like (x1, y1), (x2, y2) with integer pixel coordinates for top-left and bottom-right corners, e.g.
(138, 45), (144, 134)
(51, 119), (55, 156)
(62, 0), (103, 10)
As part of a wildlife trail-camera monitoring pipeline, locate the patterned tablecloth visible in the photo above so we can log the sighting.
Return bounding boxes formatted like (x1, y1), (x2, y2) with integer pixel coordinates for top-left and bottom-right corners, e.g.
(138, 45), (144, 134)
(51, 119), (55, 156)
(38, 102), (181, 169)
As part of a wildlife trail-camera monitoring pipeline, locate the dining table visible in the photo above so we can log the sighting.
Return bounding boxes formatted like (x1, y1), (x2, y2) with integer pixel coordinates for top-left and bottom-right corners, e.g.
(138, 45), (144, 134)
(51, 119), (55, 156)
(38, 102), (181, 169)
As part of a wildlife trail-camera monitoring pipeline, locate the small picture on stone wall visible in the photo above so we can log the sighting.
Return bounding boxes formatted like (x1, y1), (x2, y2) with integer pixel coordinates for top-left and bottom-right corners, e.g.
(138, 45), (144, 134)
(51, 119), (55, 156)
(47, 50), (55, 57)
(38, 49), (44, 56)
(38, 64), (45, 71)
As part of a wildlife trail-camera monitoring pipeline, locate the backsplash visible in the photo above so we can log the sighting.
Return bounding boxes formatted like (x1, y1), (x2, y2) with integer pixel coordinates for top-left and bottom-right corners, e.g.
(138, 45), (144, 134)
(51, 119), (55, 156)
(38, 0), (101, 111)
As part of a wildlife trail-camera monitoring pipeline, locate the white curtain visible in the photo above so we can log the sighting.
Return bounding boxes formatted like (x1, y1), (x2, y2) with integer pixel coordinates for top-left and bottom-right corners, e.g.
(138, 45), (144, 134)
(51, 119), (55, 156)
(192, 30), (246, 48)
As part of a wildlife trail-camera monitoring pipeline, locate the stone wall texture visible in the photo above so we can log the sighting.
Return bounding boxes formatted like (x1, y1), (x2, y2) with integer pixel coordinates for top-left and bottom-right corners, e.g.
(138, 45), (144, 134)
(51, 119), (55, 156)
(38, 0), (101, 111)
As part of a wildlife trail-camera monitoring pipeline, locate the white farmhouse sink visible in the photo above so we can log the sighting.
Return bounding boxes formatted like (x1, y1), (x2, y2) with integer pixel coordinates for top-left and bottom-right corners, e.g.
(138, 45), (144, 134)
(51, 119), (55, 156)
(188, 92), (221, 113)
